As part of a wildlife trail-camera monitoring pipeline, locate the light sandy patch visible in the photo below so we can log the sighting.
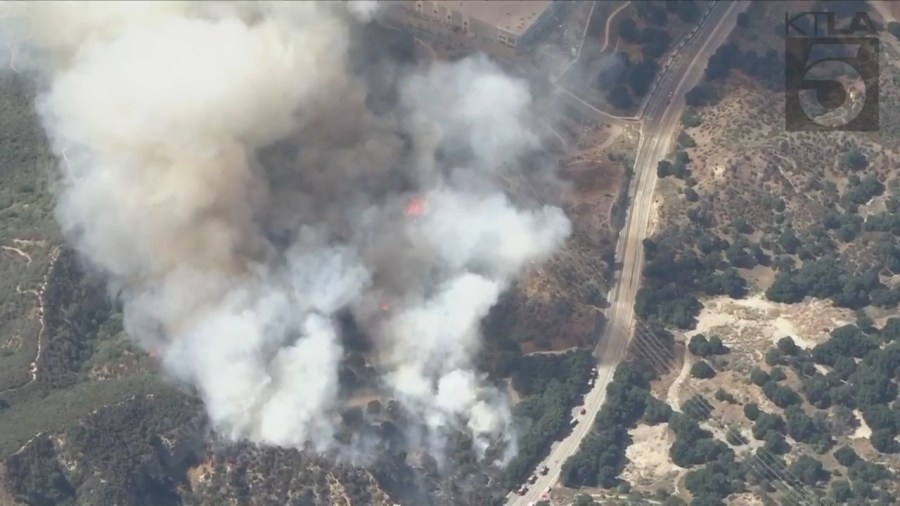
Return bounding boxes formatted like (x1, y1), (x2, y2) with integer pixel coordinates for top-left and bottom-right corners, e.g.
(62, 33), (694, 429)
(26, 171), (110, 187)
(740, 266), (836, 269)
(621, 423), (679, 489)
(506, 377), (521, 406)
(689, 294), (855, 369)
(851, 409), (872, 440)
(647, 198), (662, 236)
(728, 492), (765, 506)
(1, 245), (32, 264)
(667, 356), (691, 411)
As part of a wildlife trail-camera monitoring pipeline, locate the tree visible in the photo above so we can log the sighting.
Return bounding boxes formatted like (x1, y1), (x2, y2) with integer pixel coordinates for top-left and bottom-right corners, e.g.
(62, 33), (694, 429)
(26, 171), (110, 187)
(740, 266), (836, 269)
(834, 446), (860, 467)
(777, 337), (799, 355)
(784, 405), (832, 447)
(764, 431), (790, 455)
(762, 381), (801, 408)
(676, 1), (700, 23)
(830, 480), (853, 503)
(691, 360), (716, 379)
(765, 348), (783, 367)
(607, 84), (634, 109)
(678, 131), (696, 148)
(812, 325), (877, 366)
(640, 27), (672, 59)
(789, 455), (828, 486)
(657, 160), (673, 177)
(714, 388), (736, 404)
(879, 318), (900, 342)
(749, 368), (769, 387)
(752, 412), (786, 440)
(684, 187), (699, 202)
(769, 367), (787, 382)
(704, 42), (740, 80)
(843, 149), (868, 171)
(644, 397), (673, 425)
(685, 83), (714, 107)
(618, 17), (638, 43)
(766, 272), (804, 303)
(689, 334), (729, 357)
(870, 429), (899, 454)
(743, 403), (760, 421)
(802, 374), (833, 409)
(628, 59), (660, 97)
(637, 1), (668, 26)
(682, 395), (710, 421)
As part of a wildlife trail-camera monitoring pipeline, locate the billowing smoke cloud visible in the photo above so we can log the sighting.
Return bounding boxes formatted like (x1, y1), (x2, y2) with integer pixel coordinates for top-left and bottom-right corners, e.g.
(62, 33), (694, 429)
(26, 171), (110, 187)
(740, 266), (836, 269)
(3, 1), (571, 459)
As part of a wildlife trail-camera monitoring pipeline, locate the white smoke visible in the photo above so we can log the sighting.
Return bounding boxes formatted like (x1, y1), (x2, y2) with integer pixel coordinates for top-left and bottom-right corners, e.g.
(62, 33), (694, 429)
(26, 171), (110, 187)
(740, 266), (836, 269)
(4, 1), (571, 459)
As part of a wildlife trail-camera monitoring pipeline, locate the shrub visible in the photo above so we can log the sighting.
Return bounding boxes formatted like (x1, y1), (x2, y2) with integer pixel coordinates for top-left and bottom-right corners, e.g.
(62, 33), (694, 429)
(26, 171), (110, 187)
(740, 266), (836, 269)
(691, 360), (716, 379)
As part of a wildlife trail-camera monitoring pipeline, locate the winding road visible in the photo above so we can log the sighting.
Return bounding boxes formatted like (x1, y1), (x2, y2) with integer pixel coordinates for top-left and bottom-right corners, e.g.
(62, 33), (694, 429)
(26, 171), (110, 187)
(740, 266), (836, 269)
(508, 2), (750, 504)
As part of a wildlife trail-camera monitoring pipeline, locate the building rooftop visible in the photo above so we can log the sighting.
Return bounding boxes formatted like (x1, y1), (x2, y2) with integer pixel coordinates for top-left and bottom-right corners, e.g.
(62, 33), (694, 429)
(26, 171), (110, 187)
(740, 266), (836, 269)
(451, 0), (553, 37)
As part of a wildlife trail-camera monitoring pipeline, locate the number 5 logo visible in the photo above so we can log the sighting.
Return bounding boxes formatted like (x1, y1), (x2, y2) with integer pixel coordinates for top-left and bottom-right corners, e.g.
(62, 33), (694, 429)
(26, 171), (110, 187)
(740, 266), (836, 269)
(785, 37), (879, 132)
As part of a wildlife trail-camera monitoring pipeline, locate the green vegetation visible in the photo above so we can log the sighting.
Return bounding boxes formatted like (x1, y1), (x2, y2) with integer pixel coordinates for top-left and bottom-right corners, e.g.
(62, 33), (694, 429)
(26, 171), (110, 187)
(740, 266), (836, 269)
(5, 390), (202, 505)
(561, 362), (657, 488)
(677, 131), (696, 149)
(636, 239), (747, 329)
(37, 249), (117, 389)
(690, 360), (716, 379)
(0, 73), (61, 392)
(0, 375), (175, 456)
(503, 351), (594, 486)
(688, 334), (729, 357)
(598, 1), (706, 109)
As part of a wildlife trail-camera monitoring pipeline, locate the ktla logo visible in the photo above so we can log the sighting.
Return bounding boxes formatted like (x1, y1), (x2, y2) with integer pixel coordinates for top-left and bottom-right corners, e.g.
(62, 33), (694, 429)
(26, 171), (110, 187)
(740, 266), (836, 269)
(784, 10), (879, 132)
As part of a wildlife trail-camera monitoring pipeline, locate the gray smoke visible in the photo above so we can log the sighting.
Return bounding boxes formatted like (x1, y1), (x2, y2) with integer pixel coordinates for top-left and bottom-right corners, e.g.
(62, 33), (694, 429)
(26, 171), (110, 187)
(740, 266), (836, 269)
(2, 1), (571, 459)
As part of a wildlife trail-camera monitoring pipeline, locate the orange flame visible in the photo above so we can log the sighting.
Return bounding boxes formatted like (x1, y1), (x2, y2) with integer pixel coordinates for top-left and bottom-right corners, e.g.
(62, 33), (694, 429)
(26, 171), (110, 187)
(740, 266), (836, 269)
(405, 195), (427, 217)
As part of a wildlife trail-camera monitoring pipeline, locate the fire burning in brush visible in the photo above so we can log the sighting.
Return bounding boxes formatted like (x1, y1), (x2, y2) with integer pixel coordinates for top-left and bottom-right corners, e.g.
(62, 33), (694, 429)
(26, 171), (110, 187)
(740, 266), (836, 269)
(13, 0), (573, 460)
(404, 194), (427, 217)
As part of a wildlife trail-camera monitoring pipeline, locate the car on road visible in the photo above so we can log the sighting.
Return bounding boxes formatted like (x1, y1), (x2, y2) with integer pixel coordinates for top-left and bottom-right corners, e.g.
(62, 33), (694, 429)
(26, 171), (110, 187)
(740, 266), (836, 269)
(570, 418), (578, 427)
(540, 466), (549, 475)
(529, 475), (538, 484)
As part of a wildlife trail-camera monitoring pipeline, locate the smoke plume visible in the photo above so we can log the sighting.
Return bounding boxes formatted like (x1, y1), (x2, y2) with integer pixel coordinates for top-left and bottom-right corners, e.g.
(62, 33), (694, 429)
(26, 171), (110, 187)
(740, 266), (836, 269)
(3, 1), (571, 459)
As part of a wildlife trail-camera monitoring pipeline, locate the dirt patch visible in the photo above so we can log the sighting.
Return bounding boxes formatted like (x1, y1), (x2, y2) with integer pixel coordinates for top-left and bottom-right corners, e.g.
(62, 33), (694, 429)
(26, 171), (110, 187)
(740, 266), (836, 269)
(728, 492), (766, 506)
(621, 423), (679, 491)
(666, 353), (691, 411)
(851, 409), (873, 441)
(689, 294), (855, 371)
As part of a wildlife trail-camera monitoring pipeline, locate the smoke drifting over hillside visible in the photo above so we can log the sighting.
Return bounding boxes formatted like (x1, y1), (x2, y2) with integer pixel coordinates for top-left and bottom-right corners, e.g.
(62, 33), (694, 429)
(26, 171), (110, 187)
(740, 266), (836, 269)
(4, 1), (571, 459)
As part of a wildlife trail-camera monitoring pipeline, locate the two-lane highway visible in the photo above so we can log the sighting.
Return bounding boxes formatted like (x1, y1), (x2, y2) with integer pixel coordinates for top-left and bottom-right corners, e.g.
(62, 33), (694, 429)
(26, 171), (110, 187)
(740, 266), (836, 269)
(508, 2), (750, 504)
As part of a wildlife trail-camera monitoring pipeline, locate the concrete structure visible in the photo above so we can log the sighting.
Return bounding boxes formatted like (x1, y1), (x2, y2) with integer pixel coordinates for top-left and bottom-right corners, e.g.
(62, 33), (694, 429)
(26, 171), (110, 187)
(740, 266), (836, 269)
(410, 1), (560, 48)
